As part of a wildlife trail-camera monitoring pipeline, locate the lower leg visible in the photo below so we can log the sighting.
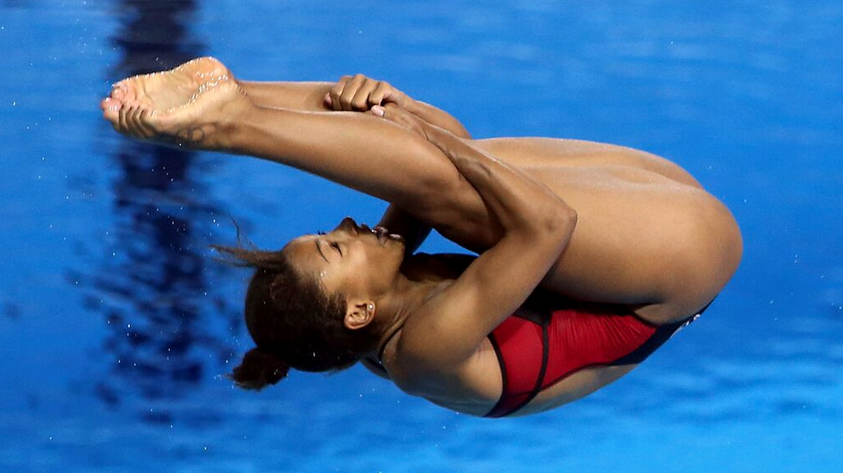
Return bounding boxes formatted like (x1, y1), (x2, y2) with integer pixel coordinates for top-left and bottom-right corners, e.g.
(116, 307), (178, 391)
(237, 80), (333, 112)
(101, 59), (475, 222)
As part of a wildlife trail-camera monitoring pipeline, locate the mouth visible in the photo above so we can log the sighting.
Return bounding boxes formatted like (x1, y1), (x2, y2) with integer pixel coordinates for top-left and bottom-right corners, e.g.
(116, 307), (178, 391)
(346, 218), (404, 246)
(374, 226), (405, 245)
(356, 222), (405, 246)
(374, 226), (388, 245)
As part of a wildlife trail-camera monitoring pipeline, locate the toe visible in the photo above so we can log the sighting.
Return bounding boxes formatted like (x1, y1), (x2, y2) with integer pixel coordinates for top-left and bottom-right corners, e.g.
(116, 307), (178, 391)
(137, 109), (157, 138)
(101, 98), (120, 123)
(111, 83), (125, 101)
(124, 83), (137, 104)
(126, 106), (143, 138)
(117, 104), (130, 133)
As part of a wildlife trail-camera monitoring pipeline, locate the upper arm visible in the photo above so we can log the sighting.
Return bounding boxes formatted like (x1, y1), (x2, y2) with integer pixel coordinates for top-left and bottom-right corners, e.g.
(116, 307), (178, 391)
(407, 99), (472, 140)
(398, 215), (577, 368)
(377, 204), (432, 255)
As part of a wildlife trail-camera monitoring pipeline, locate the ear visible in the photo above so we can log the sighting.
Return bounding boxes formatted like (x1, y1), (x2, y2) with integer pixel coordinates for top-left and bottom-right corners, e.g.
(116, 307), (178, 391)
(344, 300), (376, 331)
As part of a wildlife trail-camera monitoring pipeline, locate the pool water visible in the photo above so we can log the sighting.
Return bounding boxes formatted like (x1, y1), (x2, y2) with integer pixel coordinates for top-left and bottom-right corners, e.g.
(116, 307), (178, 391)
(1, 1), (841, 471)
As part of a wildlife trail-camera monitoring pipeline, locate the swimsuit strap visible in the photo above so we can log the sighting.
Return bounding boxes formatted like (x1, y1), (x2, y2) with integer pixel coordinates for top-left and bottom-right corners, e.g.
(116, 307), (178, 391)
(377, 322), (406, 363)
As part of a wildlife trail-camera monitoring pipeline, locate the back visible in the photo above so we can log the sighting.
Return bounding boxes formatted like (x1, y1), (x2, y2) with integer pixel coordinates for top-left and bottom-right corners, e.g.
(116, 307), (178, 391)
(381, 289), (715, 418)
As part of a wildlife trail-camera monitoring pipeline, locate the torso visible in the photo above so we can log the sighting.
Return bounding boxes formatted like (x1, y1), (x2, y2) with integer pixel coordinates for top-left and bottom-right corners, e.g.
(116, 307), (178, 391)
(367, 137), (740, 417)
(371, 255), (713, 417)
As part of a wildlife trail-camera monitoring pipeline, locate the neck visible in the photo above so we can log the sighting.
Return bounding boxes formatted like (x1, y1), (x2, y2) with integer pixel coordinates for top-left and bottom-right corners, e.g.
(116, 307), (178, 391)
(370, 266), (450, 358)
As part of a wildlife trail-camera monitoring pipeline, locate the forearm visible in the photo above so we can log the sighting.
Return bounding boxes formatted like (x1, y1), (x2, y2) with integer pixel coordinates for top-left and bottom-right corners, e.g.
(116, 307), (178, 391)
(238, 80), (333, 112)
(405, 99), (472, 139)
(377, 205), (432, 254)
(423, 126), (575, 235)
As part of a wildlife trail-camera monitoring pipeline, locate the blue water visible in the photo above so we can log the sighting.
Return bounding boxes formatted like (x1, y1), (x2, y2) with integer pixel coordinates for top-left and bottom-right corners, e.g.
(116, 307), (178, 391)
(1, 1), (841, 471)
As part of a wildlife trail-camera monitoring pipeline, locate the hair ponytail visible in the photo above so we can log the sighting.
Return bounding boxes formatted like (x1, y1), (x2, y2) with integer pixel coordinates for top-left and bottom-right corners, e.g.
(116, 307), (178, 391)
(227, 347), (290, 390)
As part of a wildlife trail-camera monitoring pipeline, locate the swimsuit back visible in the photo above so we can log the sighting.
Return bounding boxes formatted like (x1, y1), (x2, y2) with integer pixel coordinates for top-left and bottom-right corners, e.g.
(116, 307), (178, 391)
(364, 296), (716, 418)
(485, 297), (716, 418)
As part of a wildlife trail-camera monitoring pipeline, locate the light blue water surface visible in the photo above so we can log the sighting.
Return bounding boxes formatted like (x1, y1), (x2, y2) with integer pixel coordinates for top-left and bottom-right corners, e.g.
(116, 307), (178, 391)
(0, 1), (841, 472)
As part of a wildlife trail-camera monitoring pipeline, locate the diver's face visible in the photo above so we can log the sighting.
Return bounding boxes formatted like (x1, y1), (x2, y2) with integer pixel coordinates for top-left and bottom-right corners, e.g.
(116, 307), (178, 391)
(285, 217), (406, 300)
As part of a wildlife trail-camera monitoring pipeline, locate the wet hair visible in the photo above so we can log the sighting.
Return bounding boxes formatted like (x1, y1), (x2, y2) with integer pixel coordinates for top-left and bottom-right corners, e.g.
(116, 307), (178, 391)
(213, 242), (382, 391)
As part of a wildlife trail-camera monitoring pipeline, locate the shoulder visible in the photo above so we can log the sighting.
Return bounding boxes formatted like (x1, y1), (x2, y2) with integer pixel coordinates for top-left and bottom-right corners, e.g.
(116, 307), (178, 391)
(380, 331), (431, 395)
(379, 306), (462, 395)
(388, 330), (503, 405)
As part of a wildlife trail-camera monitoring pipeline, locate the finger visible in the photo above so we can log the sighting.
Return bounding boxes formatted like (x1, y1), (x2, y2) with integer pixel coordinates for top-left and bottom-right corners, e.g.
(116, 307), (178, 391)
(330, 76), (350, 111)
(379, 102), (411, 120)
(383, 88), (407, 107)
(340, 74), (366, 111)
(369, 82), (389, 108)
(351, 80), (378, 110)
(350, 81), (375, 111)
(373, 103), (410, 125)
(380, 103), (427, 136)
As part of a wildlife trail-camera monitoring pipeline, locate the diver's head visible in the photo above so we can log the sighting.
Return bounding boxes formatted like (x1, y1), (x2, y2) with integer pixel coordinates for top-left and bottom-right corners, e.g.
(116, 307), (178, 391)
(221, 217), (406, 390)
(286, 216), (407, 309)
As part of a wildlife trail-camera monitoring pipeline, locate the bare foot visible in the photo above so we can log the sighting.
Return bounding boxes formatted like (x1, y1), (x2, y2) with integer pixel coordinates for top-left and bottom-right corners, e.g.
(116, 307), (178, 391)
(100, 57), (250, 150)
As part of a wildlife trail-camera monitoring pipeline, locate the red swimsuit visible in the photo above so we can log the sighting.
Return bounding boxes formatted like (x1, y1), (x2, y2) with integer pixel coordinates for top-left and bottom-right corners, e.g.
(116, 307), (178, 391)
(367, 295), (715, 418)
(484, 296), (714, 417)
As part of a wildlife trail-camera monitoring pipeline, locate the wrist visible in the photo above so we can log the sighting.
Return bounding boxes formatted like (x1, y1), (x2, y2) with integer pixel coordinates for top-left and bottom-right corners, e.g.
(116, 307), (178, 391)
(403, 96), (421, 114)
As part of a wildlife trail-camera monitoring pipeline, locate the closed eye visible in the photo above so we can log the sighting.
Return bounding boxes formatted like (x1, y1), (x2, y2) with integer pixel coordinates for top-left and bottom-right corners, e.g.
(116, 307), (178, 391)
(330, 241), (343, 256)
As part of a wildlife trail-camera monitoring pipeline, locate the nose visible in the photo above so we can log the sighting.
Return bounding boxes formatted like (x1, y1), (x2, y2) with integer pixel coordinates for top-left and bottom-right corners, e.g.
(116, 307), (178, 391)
(340, 216), (360, 234)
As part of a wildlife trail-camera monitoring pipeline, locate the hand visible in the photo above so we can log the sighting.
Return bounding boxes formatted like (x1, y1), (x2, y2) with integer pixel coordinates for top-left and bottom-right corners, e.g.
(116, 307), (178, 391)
(370, 103), (430, 139)
(324, 74), (411, 112)
(372, 104), (467, 164)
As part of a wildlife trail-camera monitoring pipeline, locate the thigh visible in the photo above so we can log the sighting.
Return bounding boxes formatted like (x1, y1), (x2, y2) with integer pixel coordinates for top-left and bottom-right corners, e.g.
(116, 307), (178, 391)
(474, 137), (705, 190)
(517, 165), (715, 303)
(432, 163), (722, 319)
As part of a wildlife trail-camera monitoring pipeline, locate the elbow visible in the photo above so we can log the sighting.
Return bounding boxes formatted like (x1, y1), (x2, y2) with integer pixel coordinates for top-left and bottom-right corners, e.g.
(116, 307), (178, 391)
(525, 206), (577, 250)
(541, 206), (577, 237)
(514, 202), (576, 233)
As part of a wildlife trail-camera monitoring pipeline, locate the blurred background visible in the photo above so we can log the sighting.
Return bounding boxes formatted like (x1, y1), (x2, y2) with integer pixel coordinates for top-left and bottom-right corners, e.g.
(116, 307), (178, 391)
(0, 0), (840, 471)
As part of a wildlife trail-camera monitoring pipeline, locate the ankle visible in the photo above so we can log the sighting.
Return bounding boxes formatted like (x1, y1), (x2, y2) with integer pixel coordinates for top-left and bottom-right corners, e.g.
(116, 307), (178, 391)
(215, 92), (257, 151)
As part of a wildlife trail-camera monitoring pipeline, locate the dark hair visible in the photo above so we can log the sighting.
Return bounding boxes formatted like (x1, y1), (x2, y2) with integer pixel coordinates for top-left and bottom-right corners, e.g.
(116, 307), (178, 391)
(213, 243), (381, 391)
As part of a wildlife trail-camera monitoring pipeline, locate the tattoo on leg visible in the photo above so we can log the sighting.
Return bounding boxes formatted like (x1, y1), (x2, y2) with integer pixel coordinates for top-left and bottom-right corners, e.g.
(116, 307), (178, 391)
(154, 125), (214, 149)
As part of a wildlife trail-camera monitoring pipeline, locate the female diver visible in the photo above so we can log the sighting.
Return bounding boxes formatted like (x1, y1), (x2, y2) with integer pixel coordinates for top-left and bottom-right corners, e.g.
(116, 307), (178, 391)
(100, 57), (743, 418)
